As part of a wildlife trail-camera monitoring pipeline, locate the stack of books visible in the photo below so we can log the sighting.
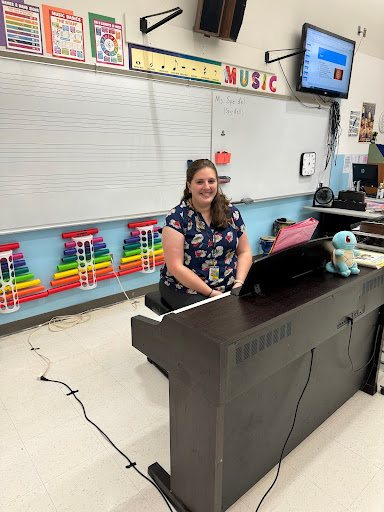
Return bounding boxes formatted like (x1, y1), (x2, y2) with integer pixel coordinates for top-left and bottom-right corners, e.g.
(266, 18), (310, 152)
(355, 250), (384, 268)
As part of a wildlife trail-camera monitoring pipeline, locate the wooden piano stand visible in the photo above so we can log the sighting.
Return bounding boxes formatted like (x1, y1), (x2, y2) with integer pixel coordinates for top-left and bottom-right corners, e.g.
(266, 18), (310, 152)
(132, 239), (384, 512)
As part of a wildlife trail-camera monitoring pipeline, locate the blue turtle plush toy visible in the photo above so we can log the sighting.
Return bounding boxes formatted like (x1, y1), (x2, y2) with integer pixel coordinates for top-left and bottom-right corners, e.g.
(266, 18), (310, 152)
(326, 231), (360, 277)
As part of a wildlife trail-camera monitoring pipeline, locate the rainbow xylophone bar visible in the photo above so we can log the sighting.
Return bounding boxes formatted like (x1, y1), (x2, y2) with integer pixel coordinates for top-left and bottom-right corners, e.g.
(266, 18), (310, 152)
(62, 228), (99, 239)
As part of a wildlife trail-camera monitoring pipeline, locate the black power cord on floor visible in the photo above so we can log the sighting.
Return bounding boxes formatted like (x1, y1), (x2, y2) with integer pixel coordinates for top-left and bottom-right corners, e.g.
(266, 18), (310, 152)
(40, 375), (173, 512)
(255, 348), (315, 512)
(347, 317), (379, 374)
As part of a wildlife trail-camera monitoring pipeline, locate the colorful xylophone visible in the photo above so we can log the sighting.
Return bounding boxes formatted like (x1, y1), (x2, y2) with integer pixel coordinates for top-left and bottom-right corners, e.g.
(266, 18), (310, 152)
(0, 220), (165, 311)
(119, 220), (164, 272)
(0, 242), (47, 309)
(49, 228), (116, 293)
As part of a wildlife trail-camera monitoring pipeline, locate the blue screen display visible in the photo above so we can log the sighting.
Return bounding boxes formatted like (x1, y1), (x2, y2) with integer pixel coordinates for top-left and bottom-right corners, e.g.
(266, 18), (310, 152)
(298, 26), (355, 98)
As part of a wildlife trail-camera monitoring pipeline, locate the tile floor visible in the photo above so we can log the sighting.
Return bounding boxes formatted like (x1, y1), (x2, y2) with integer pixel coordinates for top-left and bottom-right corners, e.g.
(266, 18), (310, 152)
(0, 297), (384, 512)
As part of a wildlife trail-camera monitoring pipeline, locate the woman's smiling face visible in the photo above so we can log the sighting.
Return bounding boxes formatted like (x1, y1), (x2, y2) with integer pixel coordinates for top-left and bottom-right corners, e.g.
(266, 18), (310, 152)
(188, 167), (218, 209)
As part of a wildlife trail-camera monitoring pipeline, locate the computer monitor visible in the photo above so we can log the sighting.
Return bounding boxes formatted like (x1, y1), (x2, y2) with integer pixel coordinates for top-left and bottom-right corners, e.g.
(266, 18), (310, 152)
(297, 23), (355, 99)
(352, 163), (378, 189)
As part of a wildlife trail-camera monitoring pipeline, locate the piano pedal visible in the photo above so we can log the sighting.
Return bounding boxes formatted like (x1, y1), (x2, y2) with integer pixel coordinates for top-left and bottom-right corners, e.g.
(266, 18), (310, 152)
(147, 357), (169, 378)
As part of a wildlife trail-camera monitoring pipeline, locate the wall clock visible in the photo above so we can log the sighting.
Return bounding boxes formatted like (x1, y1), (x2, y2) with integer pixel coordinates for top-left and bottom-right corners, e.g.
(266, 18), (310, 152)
(378, 112), (384, 134)
(300, 152), (316, 176)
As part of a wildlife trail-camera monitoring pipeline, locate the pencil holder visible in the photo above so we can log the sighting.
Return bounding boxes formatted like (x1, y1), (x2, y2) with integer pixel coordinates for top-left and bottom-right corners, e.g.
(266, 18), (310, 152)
(215, 152), (231, 164)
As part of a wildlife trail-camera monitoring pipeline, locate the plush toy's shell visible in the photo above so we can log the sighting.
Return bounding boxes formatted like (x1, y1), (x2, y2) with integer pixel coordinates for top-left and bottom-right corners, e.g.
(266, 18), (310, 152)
(331, 249), (355, 268)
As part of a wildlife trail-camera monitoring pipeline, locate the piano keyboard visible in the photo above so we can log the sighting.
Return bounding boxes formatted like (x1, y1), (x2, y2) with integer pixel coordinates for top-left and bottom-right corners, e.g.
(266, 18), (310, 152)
(154, 291), (231, 321)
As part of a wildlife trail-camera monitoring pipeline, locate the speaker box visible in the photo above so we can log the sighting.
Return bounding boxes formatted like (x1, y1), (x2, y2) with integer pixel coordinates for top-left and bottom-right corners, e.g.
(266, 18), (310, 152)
(194, 0), (247, 42)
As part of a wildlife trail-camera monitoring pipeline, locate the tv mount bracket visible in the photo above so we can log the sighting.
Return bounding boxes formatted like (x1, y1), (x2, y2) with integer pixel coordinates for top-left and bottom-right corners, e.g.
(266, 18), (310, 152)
(265, 47), (305, 64)
(140, 7), (183, 34)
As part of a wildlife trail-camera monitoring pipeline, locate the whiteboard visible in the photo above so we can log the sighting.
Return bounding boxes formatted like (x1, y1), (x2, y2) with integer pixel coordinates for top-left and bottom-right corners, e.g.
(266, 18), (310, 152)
(211, 91), (330, 203)
(0, 58), (212, 232)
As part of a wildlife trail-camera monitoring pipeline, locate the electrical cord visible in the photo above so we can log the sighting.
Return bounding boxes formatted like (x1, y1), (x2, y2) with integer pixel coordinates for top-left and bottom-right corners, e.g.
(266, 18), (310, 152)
(22, 254), (170, 507)
(27, 255), (140, 378)
(255, 348), (315, 512)
(347, 317), (378, 374)
(319, 100), (341, 184)
(278, 61), (325, 110)
(110, 253), (138, 308)
(40, 375), (173, 511)
(354, 34), (364, 55)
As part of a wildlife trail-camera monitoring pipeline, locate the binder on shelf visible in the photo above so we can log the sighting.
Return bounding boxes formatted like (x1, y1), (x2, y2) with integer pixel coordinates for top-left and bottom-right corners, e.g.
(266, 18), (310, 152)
(270, 218), (319, 254)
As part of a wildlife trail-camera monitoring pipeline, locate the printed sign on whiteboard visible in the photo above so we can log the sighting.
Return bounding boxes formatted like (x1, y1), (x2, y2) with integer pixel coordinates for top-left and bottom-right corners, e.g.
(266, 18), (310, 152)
(50, 11), (85, 61)
(94, 19), (124, 66)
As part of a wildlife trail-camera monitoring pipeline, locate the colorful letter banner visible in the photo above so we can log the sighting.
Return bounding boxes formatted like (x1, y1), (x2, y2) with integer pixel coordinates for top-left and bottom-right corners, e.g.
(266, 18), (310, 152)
(221, 64), (278, 94)
(50, 11), (85, 61)
(129, 43), (221, 84)
(1, 0), (42, 54)
(94, 19), (123, 66)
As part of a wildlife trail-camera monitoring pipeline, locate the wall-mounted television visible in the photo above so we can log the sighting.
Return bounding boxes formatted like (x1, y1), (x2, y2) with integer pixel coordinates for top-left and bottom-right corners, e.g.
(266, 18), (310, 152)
(297, 23), (355, 99)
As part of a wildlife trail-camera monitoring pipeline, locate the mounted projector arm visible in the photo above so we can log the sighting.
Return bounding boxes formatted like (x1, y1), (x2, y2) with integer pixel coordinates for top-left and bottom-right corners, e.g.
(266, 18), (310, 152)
(140, 7), (183, 34)
(265, 48), (305, 64)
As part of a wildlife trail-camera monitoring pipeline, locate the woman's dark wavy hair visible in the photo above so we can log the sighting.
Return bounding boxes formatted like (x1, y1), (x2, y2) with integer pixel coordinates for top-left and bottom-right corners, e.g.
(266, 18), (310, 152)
(181, 159), (231, 230)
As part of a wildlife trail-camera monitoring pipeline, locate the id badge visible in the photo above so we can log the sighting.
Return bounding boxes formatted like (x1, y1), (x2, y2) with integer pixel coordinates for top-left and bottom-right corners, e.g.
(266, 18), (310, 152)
(209, 265), (219, 281)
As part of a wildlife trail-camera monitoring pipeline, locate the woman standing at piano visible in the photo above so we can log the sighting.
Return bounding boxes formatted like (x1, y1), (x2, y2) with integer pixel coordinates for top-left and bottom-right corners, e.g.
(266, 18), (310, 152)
(159, 159), (252, 310)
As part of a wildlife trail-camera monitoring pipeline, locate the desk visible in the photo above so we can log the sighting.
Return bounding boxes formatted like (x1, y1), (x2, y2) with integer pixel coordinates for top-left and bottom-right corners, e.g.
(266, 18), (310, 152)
(303, 206), (384, 235)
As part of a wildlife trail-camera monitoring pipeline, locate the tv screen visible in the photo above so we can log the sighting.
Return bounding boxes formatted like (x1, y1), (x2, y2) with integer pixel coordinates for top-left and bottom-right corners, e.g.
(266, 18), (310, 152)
(297, 23), (355, 99)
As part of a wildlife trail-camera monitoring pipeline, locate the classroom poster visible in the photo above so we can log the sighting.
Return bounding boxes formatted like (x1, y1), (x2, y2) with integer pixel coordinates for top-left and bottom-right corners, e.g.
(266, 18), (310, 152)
(50, 11), (84, 61)
(42, 4), (73, 54)
(1, 1), (43, 54)
(88, 12), (114, 57)
(348, 110), (360, 137)
(129, 43), (221, 84)
(359, 102), (376, 142)
(0, 0), (23, 47)
(94, 19), (123, 66)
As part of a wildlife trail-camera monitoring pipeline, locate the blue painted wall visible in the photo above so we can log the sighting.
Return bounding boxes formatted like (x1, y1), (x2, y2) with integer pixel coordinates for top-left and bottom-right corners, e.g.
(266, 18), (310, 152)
(0, 194), (318, 325)
(329, 155), (346, 194)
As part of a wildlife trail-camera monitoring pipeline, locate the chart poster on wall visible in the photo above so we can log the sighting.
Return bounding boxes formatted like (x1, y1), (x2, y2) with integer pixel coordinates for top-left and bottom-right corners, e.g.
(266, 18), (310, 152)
(94, 19), (123, 66)
(49, 11), (85, 61)
(221, 64), (278, 95)
(359, 102), (376, 143)
(42, 4), (73, 55)
(1, 1), (43, 54)
(0, 0), (24, 47)
(129, 43), (221, 84)
(88, 12), (114, 58)
(348, 110), (360, 137)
